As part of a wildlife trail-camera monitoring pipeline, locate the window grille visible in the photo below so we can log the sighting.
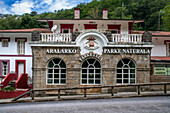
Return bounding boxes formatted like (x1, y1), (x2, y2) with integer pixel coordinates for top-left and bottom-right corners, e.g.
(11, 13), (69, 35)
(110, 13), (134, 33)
(47, 58), (66, 84)
(117, 58), (136, 84)
(82, 58), (101, 85)
(2, 62), (8, 76)
(2, 39), (8, 47)
(17, 39), (25, 55)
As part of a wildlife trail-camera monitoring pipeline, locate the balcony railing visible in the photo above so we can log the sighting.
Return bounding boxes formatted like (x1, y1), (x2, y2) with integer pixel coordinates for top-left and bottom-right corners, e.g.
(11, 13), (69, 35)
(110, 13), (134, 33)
(41, 33), (72, 42)
(40, 33), (143, 43)
(112, 34), (142, 43)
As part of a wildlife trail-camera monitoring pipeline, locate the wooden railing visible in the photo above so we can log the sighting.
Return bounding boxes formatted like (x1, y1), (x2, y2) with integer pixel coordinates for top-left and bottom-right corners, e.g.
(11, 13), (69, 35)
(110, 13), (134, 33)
(112, 34), (142, 43)
(12, 82), (170, 101)
(41, 33), (72, 42)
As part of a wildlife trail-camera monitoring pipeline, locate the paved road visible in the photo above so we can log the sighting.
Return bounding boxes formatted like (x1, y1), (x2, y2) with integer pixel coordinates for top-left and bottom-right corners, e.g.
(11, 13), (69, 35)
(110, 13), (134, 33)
(0, 96), (170, 113)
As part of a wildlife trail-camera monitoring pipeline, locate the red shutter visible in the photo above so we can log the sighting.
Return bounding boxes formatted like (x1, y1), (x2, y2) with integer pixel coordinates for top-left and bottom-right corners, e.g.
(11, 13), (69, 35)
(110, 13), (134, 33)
(60, 24), (74, 33)
(48, 21), (53, 29)
(128, 22), (133, 34)
(84, 24), (97, 29)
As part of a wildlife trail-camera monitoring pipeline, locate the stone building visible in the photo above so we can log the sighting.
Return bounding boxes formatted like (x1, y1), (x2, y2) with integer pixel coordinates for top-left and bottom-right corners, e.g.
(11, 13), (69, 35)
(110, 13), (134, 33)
(29, 9), (154, 93)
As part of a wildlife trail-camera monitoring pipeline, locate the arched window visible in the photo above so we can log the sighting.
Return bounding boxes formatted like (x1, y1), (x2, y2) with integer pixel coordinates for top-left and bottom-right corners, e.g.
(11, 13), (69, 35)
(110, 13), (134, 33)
(47, 58), (66, 84)
(117, 58), (136, 84)
(82, 58), (101, 84)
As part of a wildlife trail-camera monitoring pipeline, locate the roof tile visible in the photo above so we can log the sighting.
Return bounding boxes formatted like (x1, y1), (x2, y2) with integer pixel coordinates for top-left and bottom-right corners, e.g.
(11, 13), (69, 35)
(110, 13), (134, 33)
(0, 28), (51, 33)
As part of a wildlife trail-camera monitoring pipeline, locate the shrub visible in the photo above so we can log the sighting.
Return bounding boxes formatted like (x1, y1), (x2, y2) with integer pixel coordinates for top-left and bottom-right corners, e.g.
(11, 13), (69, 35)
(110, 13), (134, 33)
(1, 86), (16, 91)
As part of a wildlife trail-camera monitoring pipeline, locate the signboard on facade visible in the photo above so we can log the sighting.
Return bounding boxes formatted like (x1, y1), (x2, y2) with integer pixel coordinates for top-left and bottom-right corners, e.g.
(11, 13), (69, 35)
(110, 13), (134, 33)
(46, 48), (77, 54)
(154, 67), (167, 75)
(104, 48), (150, 54)
(167, 68), (170, 75)
(79, 52), (102, 61)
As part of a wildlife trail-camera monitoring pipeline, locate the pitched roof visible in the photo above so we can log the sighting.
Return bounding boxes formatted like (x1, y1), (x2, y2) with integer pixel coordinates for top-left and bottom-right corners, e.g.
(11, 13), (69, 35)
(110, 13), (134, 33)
(0, 28), (51, 33)
(37, 18), (144, 23)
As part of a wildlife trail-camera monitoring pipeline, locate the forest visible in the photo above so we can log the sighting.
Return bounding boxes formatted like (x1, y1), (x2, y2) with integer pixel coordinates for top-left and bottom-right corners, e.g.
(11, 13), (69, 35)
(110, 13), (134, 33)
(0, 0), (169, 31)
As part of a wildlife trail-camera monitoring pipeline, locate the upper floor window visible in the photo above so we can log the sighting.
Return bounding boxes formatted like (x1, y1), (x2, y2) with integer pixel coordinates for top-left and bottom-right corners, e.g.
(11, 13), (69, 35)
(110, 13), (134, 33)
(62, 29), (70, 33)
(117, 58), (136, 84)
(60, 24), (74, 33)
(17, 39), (25, 55)
(107, 24), (121, 34)
(109, 29), (118, 34)
(2, 61), (8, 76)
(2, 39), (8, 47)
(0, 38), (10, 47)
(47, 58), (66, 85)
(81, 58), (101, 85)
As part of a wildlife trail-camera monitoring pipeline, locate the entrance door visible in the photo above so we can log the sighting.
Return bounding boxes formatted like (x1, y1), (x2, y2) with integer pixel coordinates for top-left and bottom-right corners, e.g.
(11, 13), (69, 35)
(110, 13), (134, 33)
(15, 60), (26, 79)
(18, 62), (24, 77)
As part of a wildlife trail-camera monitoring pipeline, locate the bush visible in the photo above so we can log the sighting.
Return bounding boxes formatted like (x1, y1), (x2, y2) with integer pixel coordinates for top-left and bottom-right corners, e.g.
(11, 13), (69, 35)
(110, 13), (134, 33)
(1, 86), (16, 91)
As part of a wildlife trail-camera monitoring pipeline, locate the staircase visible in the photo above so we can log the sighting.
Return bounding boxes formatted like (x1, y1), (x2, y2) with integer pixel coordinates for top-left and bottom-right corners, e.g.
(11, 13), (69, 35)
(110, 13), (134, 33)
(1, 73), (29, 89)
(8, 80), (17, 88)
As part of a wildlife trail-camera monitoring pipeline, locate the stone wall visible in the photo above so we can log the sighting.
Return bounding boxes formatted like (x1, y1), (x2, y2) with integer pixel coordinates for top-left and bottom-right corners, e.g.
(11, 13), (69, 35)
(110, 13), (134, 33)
(32, 46), (152, 94)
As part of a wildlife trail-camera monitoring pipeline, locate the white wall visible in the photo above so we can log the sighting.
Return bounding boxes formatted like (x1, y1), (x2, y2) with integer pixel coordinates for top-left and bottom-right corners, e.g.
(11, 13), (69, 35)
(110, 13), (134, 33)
(0, 57), (32, 77)
(121, 22), (128, 34)
(0, 33), (32, 55)
(0, 33), (33, 77)
(52, 20), (130, 34)
(151, 36), (170, 56)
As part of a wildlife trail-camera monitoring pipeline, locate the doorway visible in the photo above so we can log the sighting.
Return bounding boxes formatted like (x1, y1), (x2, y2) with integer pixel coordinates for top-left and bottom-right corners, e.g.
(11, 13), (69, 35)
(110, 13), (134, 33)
(15, 60), (26, 79)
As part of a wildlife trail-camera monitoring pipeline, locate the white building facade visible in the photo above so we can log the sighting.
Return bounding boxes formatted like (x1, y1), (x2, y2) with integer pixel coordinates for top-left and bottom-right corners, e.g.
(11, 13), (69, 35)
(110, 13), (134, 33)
(0, 29), (50, 83)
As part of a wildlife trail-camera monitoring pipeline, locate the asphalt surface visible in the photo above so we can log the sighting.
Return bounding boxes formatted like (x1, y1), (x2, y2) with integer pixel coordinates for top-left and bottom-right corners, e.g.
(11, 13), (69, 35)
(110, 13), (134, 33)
(0, 96), (170, 113)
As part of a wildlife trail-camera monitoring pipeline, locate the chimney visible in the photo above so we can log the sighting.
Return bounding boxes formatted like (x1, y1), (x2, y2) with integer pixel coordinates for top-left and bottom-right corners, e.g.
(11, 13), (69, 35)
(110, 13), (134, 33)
(74, 8), (80, 19)
(103, 9), (108, 19)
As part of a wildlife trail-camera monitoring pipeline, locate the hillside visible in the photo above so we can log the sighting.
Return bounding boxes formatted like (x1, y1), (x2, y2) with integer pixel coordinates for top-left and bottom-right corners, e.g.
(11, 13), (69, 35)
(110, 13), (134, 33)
(0, 0), (169, 31)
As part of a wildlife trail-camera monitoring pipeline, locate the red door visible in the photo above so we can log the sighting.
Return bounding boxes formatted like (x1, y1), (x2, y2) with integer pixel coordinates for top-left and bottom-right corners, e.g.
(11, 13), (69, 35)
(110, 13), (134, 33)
(15, 60), (26, 79)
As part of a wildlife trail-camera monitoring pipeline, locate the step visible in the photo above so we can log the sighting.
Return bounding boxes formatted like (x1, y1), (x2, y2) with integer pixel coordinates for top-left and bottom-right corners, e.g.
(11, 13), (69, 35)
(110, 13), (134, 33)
(8, 80), (17, 88)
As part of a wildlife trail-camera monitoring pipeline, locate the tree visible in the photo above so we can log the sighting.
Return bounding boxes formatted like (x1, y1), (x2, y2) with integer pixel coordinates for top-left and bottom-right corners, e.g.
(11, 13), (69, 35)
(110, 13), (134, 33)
(30, 11), (38, 16)
(126, 0), (169, 31)
(21, 13), (45, 29)
(0, 0), (169, 31)
(0, 14), (21, 30)
(162, 3), (170, 31)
